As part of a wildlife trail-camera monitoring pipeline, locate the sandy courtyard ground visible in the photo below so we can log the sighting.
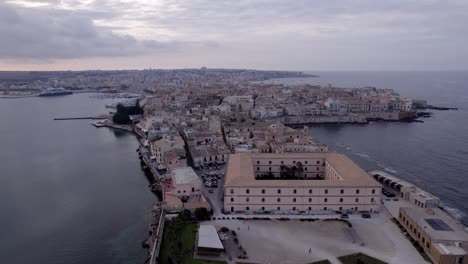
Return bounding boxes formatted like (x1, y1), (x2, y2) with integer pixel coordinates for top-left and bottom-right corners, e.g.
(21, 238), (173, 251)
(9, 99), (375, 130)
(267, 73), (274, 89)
(205, 211), (429, 264)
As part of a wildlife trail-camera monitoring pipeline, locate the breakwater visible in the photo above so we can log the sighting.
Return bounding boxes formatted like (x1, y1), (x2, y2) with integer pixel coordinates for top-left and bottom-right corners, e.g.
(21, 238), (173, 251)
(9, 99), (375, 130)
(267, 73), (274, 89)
(54, 117), (107, 120)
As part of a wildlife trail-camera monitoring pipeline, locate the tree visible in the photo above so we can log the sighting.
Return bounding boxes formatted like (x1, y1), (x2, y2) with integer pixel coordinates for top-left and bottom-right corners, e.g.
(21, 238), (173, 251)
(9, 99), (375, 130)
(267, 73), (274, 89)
(116, 100), (143, 116)
(180, 209), (191, 221)
(194, 207), (211, 221)
(112, 112), (131, 124)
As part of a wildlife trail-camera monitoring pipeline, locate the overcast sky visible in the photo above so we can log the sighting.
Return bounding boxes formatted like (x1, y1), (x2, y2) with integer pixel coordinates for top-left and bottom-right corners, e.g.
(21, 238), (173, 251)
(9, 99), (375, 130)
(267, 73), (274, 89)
(1, 0), (468, 71)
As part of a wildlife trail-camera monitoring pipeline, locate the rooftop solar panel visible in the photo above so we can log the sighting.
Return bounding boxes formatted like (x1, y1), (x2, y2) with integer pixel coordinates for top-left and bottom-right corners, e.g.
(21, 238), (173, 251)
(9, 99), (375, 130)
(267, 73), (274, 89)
(425, 218), (454, 231)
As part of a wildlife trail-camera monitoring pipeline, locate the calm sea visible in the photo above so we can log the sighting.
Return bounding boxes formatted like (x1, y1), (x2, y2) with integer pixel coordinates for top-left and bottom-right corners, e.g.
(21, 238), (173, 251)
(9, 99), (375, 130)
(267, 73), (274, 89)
(1, 72), (467, 263)
(0, 93), (155, 264)
(266, 71), (468, 221)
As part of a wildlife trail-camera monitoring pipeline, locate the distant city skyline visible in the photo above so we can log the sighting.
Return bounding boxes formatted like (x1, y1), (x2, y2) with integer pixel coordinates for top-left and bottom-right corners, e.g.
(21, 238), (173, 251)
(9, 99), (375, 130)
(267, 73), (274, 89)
(1, 0), (468, 71)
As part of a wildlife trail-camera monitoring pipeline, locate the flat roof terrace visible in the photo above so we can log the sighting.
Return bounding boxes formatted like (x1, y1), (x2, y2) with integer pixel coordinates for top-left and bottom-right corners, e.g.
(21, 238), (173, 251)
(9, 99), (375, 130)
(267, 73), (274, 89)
(224, 153), (381, 188)
(197, 225), (224, 250)
(402, 206), (468, 242)
(172, 166), (199, 185)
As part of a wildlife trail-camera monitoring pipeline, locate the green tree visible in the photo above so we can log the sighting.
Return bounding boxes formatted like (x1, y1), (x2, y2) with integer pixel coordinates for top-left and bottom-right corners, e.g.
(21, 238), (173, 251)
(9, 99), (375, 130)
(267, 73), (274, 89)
(112, 112), (131, 124)
(194, 207), (211, 221)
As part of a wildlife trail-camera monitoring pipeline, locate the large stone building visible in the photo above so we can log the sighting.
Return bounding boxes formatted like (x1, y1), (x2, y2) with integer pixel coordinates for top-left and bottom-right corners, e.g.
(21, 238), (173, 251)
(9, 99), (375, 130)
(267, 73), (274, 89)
(223, 153), (382, 214)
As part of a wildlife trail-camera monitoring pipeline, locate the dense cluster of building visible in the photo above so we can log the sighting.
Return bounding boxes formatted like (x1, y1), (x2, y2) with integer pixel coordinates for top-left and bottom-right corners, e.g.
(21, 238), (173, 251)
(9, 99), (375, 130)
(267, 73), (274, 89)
(125, 70), (467, 264)
(0, 69), (311, 94)
(133, 70), (420, 211)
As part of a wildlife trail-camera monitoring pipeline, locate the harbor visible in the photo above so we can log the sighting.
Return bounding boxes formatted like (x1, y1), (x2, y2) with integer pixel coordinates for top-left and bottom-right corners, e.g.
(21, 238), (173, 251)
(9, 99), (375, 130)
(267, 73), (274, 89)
(0, 93), (155, 264)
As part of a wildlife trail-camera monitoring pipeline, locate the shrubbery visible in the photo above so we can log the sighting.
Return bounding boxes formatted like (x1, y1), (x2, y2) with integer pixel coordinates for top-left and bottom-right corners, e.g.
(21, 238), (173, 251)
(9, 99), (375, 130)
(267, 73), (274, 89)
(112, 112), (131, 124)
(194, 207), (212, 221)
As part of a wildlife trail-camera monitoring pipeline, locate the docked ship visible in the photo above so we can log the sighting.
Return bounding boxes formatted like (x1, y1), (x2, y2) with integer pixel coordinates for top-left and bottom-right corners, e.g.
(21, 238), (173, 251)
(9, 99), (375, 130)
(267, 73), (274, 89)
(38, 88), (73, 97)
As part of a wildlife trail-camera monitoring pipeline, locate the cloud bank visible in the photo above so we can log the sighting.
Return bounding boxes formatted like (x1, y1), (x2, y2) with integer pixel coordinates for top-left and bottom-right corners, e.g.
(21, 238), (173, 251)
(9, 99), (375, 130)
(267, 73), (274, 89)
(1, 0), (468, 70)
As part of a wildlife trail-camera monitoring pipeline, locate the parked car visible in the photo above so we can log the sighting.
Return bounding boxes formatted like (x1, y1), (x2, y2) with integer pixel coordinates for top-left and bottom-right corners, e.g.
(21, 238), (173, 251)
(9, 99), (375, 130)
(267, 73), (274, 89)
(208, 190), (214, 193)
(362, 213), (371, 218)
(382, 189), (396, 197)
(340, 214), (349, 219)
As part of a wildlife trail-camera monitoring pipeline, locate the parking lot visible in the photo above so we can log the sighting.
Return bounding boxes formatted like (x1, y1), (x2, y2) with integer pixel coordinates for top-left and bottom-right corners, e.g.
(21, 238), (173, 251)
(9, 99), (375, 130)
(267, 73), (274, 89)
(195, 164), (226, 215)
(206, 210), (429, 264)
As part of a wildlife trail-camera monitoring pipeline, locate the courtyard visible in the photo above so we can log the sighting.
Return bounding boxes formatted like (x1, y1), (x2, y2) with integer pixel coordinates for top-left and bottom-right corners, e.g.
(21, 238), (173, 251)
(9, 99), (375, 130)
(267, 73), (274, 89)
(204, 210), (429, 264)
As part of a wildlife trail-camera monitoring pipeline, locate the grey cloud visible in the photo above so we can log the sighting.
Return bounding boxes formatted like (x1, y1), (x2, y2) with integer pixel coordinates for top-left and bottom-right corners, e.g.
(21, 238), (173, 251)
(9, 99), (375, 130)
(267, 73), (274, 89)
(134, 0), (468, 40)
(1, 0), (468, 70)
(0, 1), (191, 60)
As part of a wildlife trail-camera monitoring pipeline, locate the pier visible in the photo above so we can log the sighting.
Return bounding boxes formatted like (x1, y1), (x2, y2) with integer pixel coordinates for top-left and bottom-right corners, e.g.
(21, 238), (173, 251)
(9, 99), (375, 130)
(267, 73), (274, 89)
(54, 115), (109, 120)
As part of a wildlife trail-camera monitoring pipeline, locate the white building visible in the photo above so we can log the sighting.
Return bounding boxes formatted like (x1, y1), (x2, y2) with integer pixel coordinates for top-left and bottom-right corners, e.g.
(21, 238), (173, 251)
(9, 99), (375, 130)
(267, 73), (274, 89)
(197, 225), (225, 256)
(168, 167), (202, 198)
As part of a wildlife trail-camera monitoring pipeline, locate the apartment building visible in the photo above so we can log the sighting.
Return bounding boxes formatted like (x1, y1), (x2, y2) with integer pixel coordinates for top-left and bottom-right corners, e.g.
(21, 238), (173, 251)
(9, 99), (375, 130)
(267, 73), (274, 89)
(223, 152), (382, 214)
(166, 166), (202, 198)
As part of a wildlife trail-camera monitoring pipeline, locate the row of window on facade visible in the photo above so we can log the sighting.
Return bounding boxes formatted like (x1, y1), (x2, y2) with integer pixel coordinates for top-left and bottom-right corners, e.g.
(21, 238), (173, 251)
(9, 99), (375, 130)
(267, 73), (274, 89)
(257, 166), (321, 171)
(414, 199), (425, 208)
(256, 173), (323, 178)
(231, 188), (376, 194)
(203, 155), (225, 162)
(399, 212), (431, 249)
(177, 187), (195, 194)
(230, 197), (375, 203)
(231, 206), (361, 212)
(256, 160), (324, 165)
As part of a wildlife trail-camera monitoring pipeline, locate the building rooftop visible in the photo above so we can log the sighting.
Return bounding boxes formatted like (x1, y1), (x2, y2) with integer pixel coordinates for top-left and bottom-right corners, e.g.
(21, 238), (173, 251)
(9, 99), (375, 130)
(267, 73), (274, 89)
(172, 166), (199, 185)
(224, 152), (381, 187)
(434, 243), (467, 255)
(402, 206), (468, 242)
(369, 170), (414, 189)
(197, 225), (224, 250)
(370, 170), (439, 201)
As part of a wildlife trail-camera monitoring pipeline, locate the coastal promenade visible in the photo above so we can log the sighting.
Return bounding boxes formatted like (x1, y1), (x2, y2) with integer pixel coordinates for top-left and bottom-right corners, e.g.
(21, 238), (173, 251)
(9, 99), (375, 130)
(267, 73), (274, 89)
(148, 207), (165, 264)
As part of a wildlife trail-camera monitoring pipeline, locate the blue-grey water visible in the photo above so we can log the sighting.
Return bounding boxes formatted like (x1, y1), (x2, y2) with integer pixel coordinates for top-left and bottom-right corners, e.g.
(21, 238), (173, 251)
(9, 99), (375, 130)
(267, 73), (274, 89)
(267, 71), (468, 220)
(0, 93), (155, 264)
(1, 72), (467, 264)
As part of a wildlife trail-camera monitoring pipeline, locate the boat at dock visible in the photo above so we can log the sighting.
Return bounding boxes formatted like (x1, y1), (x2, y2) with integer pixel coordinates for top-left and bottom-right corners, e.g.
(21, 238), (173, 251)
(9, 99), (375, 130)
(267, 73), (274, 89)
(91, 120), (107, 127)
(39, 88), (73, 97)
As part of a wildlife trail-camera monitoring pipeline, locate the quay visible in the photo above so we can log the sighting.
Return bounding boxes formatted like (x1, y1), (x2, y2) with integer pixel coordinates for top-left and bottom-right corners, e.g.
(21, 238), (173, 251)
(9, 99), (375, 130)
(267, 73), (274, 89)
(134, 126), (165, 264)
(54, 116), (108, 120)
(147, 205), (165, 264)
(138, 139), (164, 182)
(104, 123), (133, 132)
